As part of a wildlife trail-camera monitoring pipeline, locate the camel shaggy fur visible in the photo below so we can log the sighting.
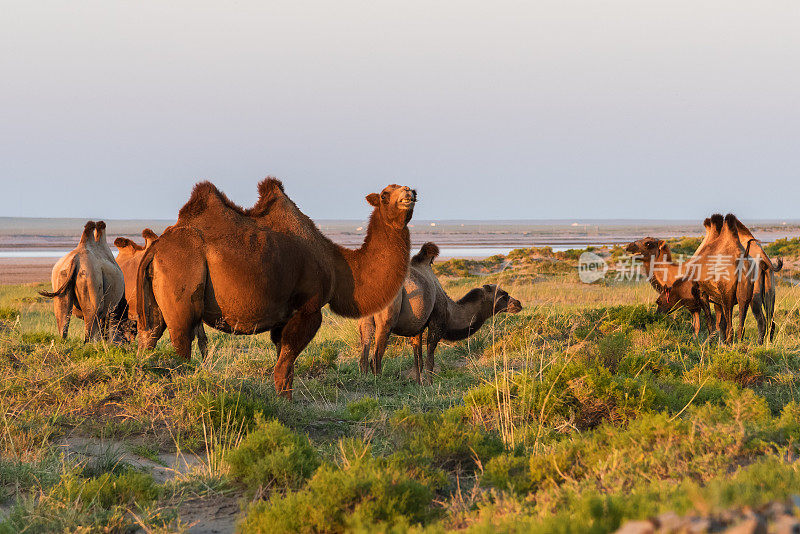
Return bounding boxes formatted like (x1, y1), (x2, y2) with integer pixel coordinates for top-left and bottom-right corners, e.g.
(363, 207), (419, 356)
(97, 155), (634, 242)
(137, 180), (417, 398)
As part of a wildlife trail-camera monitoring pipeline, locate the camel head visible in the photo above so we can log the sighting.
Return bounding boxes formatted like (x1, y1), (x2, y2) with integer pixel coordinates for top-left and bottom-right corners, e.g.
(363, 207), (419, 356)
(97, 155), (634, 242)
(482, 284), (523, 315)
(625, 237), (666, 260)
(411, 242), (440, 266)
(655, 279), (699, 314)
(366, 184), (417, 229)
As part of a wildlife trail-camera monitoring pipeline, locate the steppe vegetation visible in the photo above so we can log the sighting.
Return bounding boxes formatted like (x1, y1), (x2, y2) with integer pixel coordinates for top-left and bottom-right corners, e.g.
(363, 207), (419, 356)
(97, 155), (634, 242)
(2, 242), (800, 532)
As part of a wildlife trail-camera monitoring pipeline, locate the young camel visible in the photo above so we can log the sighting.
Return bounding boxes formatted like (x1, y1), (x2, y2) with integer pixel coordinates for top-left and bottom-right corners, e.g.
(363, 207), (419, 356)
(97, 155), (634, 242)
(137, 181), (417, 399)
(39, 221), (125, 342)
(625, 237), (713, 336)
(359, 243), (522, 383)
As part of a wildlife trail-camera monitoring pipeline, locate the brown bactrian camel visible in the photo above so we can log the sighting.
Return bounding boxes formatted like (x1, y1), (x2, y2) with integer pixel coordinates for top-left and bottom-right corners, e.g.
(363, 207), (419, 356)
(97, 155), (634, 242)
(359, 243), (522, 383)
(39, 221), (125, 342)
(625, 238), (714, 337)
(682, 214), (755, 343)
(115, 229), (207, 350)
(137, 181), (417, 398)
(655, 278), (713, 336)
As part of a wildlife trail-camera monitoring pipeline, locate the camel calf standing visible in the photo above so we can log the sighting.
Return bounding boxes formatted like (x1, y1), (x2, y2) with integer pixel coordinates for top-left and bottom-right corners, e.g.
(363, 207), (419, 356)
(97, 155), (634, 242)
(359, 242), (522, 383)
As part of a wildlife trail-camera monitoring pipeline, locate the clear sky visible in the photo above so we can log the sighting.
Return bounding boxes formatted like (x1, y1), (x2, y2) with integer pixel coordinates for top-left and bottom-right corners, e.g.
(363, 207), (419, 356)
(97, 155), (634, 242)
(1, 1), (799, 221)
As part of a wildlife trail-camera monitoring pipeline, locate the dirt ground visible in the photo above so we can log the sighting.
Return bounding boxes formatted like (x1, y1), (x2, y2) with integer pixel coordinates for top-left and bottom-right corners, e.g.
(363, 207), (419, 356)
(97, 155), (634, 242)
(0, 258), (55, 284)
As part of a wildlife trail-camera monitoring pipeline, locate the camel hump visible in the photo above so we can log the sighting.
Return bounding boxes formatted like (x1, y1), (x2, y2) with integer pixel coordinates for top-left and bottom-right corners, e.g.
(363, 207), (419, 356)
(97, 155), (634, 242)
(114, 237), (142, 251)
(257, 177), (285, 200)
(178, 181), (248, 220)
(724, 214), (740, 238)
(142, 228), (158, 247)
(709, 214), (724, 233)
(412, 242), (440, 264)
(251, 177), (292, 216)
(80, 221), (97, 244)
(96, 220), (106, 232)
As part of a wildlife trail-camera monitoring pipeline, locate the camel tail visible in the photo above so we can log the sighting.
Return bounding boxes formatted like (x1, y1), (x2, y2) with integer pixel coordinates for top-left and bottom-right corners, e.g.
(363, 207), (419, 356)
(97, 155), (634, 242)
(412, 242), (440, 265)
(772, 258), (783, 272)
(39, 256), (78, 298)
(136, 241), (158, 330)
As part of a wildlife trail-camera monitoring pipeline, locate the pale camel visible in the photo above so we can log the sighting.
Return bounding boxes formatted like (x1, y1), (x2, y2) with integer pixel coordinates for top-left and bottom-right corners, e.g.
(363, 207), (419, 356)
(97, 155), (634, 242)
(39, 221), (125, 342)
(359, 242), (522, 383)
(137, 181), (416, 398)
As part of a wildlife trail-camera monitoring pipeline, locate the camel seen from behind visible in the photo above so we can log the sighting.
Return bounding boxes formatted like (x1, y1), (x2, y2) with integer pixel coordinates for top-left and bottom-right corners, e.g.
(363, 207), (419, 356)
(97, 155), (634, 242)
(39, 221), (125, 342)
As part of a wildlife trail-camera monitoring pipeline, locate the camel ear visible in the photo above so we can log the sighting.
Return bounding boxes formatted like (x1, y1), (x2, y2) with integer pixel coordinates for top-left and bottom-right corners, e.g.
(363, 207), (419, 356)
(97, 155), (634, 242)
(366, 193), (381, 207)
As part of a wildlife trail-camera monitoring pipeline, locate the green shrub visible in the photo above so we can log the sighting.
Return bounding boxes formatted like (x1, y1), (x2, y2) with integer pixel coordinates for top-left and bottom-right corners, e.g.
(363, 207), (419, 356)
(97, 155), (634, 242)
(240, 448), (434, 533)
(227, 415), (320, 494)
(50, 470), (159, 508)
(296, 340), (341, 377)
(765, 237), (800, 258)
(389, 406), (504, 471)
(21, 332), (57, 344)
(347, 396), (380, 421)
(0, 307), (19, 322)
(705, 350), (767, 387)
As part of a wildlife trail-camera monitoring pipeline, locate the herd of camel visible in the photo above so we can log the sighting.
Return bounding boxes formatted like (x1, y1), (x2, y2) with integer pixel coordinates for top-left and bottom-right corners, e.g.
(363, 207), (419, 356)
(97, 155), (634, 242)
(39, 179), (521, 398)
(38, 180), (783, 399)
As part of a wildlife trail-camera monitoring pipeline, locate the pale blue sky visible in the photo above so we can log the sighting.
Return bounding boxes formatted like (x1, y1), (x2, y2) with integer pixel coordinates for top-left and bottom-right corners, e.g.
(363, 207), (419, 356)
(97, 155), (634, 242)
(1, 1), (799, 221)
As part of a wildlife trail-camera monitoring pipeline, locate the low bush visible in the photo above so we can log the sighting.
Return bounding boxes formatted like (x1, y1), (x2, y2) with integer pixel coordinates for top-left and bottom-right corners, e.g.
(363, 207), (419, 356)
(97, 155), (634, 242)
(227, 415), (320, 494)
(240, 445), (434, 533)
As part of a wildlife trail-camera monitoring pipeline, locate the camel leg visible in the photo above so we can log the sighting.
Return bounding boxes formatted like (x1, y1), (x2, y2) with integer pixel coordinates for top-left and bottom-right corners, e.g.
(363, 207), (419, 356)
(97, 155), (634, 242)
(274, 299), (323, 399)
(721, 295), (736, 344)
(737, 300), (750, 342)
(270, 325), (283, 356)
(701, 299), (714, 335)
(358, 318), (375, 374)
(425, 324), (443, 378)
(410, 333), (423, 384)
(54, 294), (74, 340)
(751, 299), (765, 345)
(691, 311), (701, 338)
(371, 321), (392, 376)
(139, 320), (166, 350)
(195, 324), (208, 358)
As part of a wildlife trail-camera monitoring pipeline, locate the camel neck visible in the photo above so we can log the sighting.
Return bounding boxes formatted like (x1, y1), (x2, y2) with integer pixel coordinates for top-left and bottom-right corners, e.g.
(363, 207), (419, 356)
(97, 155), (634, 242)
(442, 291), (490, 342)
(328, 210), (410, 318)
(641, 249), (682, 289)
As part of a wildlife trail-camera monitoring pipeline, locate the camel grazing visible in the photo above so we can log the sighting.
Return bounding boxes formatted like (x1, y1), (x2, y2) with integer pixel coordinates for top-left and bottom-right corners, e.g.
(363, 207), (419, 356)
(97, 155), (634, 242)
(655, 278), (714, 336)
(39, 221), (125, 342)
(625, 237), (713, 337)
(137, 181), (417, 398)
(359, 242), (522, 383)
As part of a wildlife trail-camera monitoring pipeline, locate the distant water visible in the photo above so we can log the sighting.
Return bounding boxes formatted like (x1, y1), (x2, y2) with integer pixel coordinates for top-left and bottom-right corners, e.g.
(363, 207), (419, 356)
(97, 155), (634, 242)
(0, 249), (70, 258)
(0, 245), (600, 260)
